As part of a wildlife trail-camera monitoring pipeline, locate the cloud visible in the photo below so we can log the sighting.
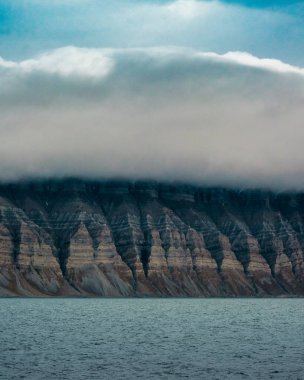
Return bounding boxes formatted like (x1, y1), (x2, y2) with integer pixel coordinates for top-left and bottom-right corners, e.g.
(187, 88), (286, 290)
(0, 46), (304, 190)
(1, 47), (114, 78)
(203, 51), (304, 75)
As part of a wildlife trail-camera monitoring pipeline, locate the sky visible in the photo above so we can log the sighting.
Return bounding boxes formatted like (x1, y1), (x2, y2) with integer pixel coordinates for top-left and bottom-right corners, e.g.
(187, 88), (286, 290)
(1, 0), (304, 189)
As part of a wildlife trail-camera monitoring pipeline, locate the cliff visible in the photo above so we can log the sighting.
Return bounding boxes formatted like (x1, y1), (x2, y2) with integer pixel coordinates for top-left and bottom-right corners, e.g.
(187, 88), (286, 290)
(0, 180), (304, 296)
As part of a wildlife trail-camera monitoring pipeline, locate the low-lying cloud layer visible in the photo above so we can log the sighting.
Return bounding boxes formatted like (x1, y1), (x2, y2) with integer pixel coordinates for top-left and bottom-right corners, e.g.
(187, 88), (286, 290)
(1, 46), (304, 190)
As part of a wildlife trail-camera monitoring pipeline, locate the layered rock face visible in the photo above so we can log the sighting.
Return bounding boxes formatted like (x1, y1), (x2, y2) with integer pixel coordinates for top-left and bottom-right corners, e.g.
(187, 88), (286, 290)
(0, 180), (304, 296)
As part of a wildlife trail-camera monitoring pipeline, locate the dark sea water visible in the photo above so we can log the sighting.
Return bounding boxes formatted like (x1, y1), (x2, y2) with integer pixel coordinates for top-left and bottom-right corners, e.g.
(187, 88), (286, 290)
(0, 298), (303, 380)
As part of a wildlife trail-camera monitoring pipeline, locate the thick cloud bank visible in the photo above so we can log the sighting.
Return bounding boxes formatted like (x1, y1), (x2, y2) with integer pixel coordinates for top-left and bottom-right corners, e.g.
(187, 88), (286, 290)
(1, 46), (304, 189)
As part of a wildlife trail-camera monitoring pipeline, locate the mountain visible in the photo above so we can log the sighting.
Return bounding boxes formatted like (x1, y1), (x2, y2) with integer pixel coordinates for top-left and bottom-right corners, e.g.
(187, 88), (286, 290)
(0, 180), (303, 296)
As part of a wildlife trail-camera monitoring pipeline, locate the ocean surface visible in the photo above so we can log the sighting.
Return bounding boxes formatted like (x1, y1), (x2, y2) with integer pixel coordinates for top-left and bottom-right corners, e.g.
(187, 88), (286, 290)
(0, 298), (303, 380)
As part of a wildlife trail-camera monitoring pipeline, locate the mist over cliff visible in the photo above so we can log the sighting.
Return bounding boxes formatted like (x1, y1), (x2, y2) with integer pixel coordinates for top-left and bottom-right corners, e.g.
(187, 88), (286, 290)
(1, 47), (304, 189)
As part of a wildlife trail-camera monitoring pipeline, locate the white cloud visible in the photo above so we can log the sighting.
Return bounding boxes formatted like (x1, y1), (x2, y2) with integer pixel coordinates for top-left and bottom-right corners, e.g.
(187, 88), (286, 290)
(0, 47), (304, 190)
(204, 51), (304, 75)
(2, 46), (303, 81)
(2, 47), (114, 79)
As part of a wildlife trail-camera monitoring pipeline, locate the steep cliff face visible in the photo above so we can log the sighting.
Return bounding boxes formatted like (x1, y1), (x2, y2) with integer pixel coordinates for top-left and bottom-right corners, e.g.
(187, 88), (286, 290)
(0, 181), (304, 296)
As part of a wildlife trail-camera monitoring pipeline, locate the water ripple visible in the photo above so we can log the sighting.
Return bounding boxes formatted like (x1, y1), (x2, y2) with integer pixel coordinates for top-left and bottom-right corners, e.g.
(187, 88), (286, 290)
(0, 298), (303, 379)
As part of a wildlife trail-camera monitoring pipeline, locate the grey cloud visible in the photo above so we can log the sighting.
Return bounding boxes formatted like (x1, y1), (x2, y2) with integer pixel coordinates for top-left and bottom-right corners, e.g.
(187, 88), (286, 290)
(1, 47), (304, 190)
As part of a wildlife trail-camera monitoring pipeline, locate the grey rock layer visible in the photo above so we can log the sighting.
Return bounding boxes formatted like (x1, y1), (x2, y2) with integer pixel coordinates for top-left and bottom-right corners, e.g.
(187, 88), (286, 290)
(0, 180), (304, 296)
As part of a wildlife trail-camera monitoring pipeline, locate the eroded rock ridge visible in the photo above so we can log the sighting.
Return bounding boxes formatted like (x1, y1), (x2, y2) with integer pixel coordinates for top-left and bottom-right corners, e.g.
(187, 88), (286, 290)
(0, 180), (304, 296)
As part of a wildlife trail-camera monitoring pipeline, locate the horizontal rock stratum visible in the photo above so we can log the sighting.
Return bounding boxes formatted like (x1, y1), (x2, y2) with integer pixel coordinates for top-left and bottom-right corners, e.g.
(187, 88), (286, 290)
(0, 180), (304, 296)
